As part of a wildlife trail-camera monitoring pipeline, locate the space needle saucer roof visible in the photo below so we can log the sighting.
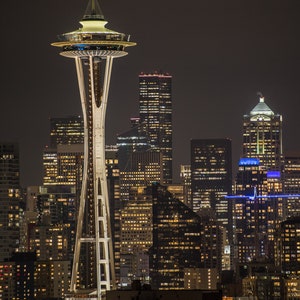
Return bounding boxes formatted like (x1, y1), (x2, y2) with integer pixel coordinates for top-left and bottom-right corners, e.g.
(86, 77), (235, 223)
(51, 0), (136, 58)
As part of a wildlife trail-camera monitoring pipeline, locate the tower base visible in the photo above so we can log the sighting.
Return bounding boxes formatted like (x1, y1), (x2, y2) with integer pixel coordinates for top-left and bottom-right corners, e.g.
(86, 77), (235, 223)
(65, 289), (106, 300)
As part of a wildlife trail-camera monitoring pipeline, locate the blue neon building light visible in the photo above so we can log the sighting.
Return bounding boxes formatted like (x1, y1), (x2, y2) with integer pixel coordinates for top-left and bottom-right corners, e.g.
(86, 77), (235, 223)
(267, 170), (281, 178)
(238, 158), (260, 166)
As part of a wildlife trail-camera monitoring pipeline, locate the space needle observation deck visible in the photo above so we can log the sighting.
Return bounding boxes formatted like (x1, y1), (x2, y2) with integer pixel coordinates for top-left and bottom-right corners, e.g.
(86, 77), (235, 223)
(52, 0), (135, 299)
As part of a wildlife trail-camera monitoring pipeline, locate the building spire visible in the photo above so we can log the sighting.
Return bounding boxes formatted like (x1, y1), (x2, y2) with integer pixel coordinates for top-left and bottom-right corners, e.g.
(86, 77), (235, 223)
(82, 0), (105, 21)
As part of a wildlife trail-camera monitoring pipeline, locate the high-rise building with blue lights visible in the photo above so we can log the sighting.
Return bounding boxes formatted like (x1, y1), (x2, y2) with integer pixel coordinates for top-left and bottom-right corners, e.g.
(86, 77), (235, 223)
(229, 158), (284, 266)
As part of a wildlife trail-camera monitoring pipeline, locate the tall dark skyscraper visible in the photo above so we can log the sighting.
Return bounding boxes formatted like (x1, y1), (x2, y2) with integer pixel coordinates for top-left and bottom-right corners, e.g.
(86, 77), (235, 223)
(0, 143), (20, 261)
(243, 95), (283, 170)
(139, 72), (173, 183)
(116, 118), (150, 172)
(50, 116), (84, 147)
(191, 139), (232, 219)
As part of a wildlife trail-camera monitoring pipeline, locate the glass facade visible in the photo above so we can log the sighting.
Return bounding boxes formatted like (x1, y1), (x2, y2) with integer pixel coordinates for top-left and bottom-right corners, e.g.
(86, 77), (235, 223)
(151, 184), (222, 289)
(190, 139), (232, 225)
(139, 72), (173, 184)
(0, 143), (20, 261)
(49, 116), (84, 147)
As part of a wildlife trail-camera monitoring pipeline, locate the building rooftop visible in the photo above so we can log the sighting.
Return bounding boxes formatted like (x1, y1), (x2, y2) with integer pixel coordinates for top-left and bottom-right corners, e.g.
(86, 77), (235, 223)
(250, 96), (274, 116)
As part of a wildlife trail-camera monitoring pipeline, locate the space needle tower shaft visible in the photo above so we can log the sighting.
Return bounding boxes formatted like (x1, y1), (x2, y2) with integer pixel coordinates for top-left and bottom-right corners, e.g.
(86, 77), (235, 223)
(52, 1), (135, 299)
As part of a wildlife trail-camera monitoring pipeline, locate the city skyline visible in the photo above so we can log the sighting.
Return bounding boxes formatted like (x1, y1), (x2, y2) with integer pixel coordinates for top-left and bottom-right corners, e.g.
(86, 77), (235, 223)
(2, 0), (300, 186)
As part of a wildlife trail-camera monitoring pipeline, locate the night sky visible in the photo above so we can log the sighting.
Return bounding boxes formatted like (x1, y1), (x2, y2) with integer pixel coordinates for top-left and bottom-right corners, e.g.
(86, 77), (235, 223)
(2, 0), (300, 186)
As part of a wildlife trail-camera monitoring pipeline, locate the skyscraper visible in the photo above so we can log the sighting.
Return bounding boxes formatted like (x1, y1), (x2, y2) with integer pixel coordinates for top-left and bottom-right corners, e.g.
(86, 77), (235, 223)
(50, 116), (84, 147)
(191, 139), (232, 222)
(44, 116), (84, 187)
(150, 183), (222, 290)
(139, 72), (173, 183)
(52, 0), (135, 298)
(242, 95), (283, 170)
(0, 143), (20, 261)
(229, 158), (284, 266)
(119, 151), (163, 202)
(117, 118), (150, 172)
(277, 217), (300, 276)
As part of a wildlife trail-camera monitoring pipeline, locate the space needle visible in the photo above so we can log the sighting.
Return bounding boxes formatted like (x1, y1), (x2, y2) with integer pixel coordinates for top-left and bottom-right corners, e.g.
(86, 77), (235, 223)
(52, 0), (135, 299)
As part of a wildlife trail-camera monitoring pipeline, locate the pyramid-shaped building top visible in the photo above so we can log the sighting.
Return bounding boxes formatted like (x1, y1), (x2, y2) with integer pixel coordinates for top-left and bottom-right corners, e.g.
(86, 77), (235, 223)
(250, 96), (274, 116)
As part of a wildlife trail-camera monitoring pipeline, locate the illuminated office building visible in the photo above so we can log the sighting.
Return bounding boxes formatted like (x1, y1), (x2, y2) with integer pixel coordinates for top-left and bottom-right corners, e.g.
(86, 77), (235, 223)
(284, 152), (300, 217)
(29, 223), (72, 261)
(119, 151), (162, 202)
(11, 252), (36, 300)
(43, 144), (84, 186)
(166, 184), (185, 205)
(35, 260), (70, 299)
(117, 118), (150, 172)
(191, 139), (232, 228)
(119, 186), (152, 286)
(0, 143), (21, 261)
(184, 268), (218, 290)
(0, 262), (14, 299)
(242, 272), (282, 299)
(139, 72), (173, 183)
(150, 183), (222, 289)
(284, 151), (300, 194)
(105, 146), (121, 284)
(242, 95), (283, 170)
(0, 253), (36, 300)
(44, 116), (85, 186)
(277, 217), (300, 276)
(228, 158), (284, 265)
(180, 164), (192, 208)
(120, 187), (152, 255)
(50, 116), (84, 147)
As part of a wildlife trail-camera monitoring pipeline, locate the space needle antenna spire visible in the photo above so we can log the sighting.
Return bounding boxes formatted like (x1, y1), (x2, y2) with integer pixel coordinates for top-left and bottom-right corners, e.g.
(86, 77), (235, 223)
(52, 1), (136, 299)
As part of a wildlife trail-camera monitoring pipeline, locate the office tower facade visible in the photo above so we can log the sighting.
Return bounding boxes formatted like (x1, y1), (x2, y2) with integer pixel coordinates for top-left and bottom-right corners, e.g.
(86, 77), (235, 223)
(35, 260), (71, 299)
(139, 72), (173, 183)
(150, 183), (222, 290)
(184, 268), (219, 290)
(229, 158), (284, 265)
(0, 262), (15, 299)
(50, 116), (84, 147)
(11, 252), (36, 300)
(283, 152), (300, 217)
(119, 151), (163, 202)
(242, 95), (283, 170)
(44, 116), (85, 187)
(117, 119), (150, 172)
(191, 139), (232, 226)
(284, 151), (300, 194)
(104, 146), (121, 284)
(180, 165), (192, 208)
(0, 143), (21, 261)
(119, 186), (152, 286)
(52, 0), (135, 298)
(43, 144), (84, 186)
(277, 217), (300, 276)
